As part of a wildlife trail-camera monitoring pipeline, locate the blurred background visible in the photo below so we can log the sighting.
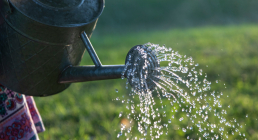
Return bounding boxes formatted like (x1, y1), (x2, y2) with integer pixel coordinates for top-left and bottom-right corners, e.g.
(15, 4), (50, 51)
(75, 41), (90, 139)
(36, 0), (258, 139)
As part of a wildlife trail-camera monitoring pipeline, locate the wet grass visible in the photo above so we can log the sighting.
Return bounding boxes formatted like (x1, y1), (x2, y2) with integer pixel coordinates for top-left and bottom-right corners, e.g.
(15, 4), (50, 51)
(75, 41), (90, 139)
(35, 24), (258, 139)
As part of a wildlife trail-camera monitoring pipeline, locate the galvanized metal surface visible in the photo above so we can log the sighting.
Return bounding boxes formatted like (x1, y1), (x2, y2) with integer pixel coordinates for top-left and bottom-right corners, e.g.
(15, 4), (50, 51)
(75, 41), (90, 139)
(0, 0), (105, 96)
(59, 65), (125, 83)
(0, 0), (158, 96)
(1, 0), (104, 45)
(59, 32), (126, 84)
(9, 0), (104, 26)
(81, 31), (102, 67)
(0, 21), (84, 96)
(0, 0), (12, 14)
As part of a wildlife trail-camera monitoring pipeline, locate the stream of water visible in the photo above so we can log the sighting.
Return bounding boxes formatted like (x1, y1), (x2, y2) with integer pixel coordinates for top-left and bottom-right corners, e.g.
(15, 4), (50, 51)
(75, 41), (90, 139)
(117, 43), (246, 140)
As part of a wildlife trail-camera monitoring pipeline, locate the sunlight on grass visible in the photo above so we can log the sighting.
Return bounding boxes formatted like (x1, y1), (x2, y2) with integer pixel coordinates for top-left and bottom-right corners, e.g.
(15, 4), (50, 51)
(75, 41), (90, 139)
(36, 24), (258, 139)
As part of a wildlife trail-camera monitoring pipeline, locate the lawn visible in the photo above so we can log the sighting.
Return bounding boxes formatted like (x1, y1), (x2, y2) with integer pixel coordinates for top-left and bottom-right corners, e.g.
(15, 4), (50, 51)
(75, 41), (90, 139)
(35, 24), (258, 140)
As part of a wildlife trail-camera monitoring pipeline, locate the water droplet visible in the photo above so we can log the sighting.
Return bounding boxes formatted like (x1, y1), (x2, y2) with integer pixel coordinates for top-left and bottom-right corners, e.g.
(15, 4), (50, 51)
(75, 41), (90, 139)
(119, 112), (123, 118)
(116, 43), (244, 139)
(117, 132), (122, 138)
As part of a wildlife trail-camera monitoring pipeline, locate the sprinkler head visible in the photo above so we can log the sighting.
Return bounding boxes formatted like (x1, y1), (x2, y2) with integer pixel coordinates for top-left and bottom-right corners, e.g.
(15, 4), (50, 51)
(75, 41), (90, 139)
(124, 45), (160, 91)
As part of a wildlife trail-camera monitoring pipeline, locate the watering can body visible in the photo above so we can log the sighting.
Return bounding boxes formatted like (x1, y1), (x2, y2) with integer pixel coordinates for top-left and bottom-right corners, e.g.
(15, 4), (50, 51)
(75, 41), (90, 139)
(0, 0), (105, 96)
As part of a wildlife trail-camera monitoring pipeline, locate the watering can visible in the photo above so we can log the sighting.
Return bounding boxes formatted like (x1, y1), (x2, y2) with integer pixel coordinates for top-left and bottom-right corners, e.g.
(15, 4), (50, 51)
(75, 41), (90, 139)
(0, 0), (159, 96)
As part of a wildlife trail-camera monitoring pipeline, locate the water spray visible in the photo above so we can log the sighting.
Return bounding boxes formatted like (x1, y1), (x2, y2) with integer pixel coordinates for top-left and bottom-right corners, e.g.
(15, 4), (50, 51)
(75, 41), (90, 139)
(0, 0), (247, 139)
(124, 45), (160, 92)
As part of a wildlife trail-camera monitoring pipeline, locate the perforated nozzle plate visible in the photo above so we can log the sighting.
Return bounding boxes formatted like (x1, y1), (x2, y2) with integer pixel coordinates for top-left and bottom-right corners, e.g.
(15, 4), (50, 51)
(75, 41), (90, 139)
(124, 45), (160, 91)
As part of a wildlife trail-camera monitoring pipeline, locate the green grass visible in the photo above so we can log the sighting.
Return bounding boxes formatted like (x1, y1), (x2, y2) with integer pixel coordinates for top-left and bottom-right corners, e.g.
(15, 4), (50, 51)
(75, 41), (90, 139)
(35, 24), (258, 139)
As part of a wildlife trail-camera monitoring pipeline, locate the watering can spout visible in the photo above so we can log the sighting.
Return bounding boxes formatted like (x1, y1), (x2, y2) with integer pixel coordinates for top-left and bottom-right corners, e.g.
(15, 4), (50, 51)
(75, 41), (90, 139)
(58, 65), (125, 83)
(58, 32), (126, 84)
(0, 0), (159, 96)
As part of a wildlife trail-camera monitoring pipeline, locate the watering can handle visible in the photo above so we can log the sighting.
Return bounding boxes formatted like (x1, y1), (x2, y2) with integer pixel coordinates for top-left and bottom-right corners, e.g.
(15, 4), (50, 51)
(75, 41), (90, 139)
(81, 31), (102, 67)
(58, 31), (126, 83)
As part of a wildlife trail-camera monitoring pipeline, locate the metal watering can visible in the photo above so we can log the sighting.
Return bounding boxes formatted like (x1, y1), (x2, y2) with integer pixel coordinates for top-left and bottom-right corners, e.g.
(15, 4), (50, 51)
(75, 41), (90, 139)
(0, 0), (158, 96)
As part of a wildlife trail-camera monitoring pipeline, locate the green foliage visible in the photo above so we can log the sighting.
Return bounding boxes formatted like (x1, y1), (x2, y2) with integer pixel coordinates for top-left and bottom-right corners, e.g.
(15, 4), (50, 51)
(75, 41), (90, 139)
(35, 0), (258, 139)
(35, 24), (258, 139)
(96, 0), (258, 35)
